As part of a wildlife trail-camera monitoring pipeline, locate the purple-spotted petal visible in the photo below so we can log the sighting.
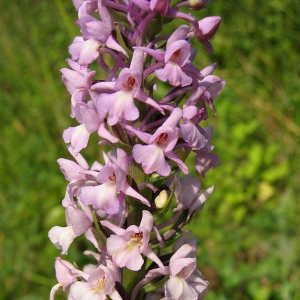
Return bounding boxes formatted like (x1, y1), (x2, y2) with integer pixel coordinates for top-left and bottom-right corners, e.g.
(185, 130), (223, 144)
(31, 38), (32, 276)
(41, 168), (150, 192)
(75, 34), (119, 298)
(150, 126), (179, 152)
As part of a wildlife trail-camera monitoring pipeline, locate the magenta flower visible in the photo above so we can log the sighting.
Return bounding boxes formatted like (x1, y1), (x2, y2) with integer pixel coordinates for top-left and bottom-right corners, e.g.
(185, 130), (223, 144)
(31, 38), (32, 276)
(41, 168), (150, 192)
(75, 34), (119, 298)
(183, 74), (226, 117)
(93, 68), (141, 125)
(197, 75), (226, 114)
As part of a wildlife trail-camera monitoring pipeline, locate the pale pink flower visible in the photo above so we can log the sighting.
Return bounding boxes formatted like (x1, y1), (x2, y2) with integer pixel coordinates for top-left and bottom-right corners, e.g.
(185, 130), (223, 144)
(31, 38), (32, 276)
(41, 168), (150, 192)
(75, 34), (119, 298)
(70, 264), (122, 300)
(50, 258), (78, 300)
(131, 108), (188, 176)
(101, 210), (165, 271)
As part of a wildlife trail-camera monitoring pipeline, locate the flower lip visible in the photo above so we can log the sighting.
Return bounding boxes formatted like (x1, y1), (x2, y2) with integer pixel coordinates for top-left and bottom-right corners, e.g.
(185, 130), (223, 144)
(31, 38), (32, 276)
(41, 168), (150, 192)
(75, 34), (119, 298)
(130, 232), (144, 246)
(108, 172), (116, 181)
(155, 133), (169, 147)
(165, 40), (191, 67)
(123, 76), (136, 89)
(170, 49), (181, 61)
(94, 277), (106, 293)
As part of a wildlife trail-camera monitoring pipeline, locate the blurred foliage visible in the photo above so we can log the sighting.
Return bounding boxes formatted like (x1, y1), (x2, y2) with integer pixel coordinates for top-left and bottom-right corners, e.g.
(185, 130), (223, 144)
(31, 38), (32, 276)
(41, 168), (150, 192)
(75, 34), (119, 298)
(0, 0), (299, 299)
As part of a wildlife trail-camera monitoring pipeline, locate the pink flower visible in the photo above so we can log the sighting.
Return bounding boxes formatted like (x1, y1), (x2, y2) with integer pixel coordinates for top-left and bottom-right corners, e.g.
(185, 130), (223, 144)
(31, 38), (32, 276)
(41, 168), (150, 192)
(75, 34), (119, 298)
(57, 146), (100, 208)
(79, 148), (150, 217)
(165, 245), (198, 300)
(130, 0), (171, 15)
(61, 59), (96, 118)
(194, 127), (220, 176)
(167, 174), (214, 211)
(69, 3), (127, 66)
(70, 264), (122, 300)
(48, 201), (94, 254)
(101, 210), (165, 271)
(136, 25), (193, 86)
(62, 102), (118, 154)
(189, 16), (221, 54)
(50, 258), (78, 300)
(92, 49), (163, 125)
(131, 108), (188, 176)
(180, 106), (208, 150)
(139, 244), (208, 300)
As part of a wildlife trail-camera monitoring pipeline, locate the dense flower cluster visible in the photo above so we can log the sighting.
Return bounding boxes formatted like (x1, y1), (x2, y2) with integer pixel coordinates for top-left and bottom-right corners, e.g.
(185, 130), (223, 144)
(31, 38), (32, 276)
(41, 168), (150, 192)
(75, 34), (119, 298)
(49, 0), (225, 299)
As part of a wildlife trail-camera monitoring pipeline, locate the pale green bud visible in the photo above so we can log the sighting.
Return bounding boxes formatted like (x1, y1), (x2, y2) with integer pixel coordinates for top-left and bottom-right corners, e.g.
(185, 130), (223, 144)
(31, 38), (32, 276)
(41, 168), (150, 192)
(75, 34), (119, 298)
(154, 190), (169, 209)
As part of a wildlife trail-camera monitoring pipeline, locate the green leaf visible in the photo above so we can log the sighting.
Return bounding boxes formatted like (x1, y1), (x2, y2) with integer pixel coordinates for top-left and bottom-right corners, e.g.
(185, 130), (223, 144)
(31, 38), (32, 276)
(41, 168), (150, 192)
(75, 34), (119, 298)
(142, 276), (168, 293)
(107, 8), (133, 30)
(114, 23), (133, 59)
(144, 14), (164, 42)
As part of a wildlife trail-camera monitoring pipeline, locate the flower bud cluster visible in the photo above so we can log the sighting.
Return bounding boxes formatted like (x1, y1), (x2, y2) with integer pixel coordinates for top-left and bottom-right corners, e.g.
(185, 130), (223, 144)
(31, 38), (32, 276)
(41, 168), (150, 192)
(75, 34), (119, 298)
(49, 0), (225, 299)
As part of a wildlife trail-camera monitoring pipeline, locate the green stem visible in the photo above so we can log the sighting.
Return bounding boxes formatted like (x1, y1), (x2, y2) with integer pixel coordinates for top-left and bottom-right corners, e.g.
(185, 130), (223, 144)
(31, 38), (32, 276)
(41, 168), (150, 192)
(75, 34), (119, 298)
(122, 78), (154, 299)
(123, 261), (146, 300)
(123, 161), (150, 299)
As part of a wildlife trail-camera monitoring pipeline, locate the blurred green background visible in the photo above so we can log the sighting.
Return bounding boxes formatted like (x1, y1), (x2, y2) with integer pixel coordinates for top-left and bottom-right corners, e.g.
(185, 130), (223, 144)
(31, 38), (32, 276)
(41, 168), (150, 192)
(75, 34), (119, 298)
(0, 0), (299, 299)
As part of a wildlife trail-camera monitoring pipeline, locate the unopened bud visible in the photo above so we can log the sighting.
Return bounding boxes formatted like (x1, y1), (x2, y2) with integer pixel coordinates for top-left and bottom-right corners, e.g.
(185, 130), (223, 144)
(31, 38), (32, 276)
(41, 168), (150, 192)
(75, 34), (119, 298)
(188, 0), (211, 10)
(154, 190), (169, 209)
(197, 16), (221, 40)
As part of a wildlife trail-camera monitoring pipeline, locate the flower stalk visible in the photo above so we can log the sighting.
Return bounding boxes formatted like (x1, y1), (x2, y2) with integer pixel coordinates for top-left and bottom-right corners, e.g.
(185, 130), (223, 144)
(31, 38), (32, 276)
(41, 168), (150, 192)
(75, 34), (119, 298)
(49, 0), (225, 299)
